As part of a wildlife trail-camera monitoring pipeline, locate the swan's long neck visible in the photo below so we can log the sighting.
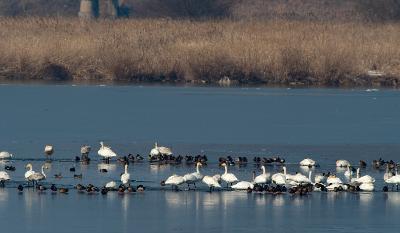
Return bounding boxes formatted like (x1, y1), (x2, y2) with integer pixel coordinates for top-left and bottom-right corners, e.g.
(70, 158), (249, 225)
(309, 171), (312, 181)
(27, 165), (32, 172)
(283, 167), (287, 176)
(41, 166), (46, 178)
(261, 166), (266, 175)
(155, 142), (158, 149)
(357, 168), (360, 178)
(224, 165), (228, 175)
(253, 171), (256, 181)
(125, 164), (128, 174)
(100, 142), (104, 148)
(196, 163), (200, 173)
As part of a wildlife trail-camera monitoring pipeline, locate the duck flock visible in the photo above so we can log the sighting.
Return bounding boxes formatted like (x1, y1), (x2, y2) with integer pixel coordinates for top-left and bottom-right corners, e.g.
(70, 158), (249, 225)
(1, 142), (400, 196)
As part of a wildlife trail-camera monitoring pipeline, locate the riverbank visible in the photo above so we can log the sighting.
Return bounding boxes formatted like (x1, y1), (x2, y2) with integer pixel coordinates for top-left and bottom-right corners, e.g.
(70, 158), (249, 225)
(0, 18), (399, 87)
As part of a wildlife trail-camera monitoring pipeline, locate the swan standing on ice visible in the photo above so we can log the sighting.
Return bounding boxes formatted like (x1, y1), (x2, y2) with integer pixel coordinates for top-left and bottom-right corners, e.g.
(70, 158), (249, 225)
(183, 162), (203, 189)
(0, 170), (10, 186)
(149, 142), (173, 158)
(27, 164), (48, 186)
(0, 151), (12, 159)
(120, 164), (130, 186)
(336, 160), (350, 167)
(300, 158), (317, 167)
(220, 163), (238, 187)
(254, 165), (271, 185)
(162, 174), (186, 190)
(44, 145), (54, 160)
(202, 175), (222, 192)
(272, 167), (288, 185)
(98, 141), (117, 163)
(384, 169), (400, 190)
(25, 163), (36, 185)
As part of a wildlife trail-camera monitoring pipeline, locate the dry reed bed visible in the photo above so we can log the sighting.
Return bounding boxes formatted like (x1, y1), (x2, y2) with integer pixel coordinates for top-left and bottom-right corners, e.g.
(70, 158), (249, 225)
(0, 18), (399, 86)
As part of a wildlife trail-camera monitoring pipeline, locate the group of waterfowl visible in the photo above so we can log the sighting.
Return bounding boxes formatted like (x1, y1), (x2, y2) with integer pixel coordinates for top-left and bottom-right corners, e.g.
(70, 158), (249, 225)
(2, 142), (400, 196)
(160, 157), (400, 194)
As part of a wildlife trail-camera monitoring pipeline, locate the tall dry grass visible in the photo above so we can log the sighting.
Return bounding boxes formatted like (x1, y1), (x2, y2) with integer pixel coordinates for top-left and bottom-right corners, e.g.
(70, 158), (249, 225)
(0, 18), (399, 86)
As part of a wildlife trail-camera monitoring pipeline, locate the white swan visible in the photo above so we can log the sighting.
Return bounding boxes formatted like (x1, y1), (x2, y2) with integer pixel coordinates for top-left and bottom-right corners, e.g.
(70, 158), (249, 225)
(0, 151), (12, 159)
(80, 145), (91, 155)
(27, 164), (48, 185)
(271, 167), (287, 185)
(221, 163), (238, 186)
(254, 166), (271, 184)
(290, 171), (312, 184)
(359, 182), (374, 192)
(164, 174), (186, 190)
(212, 174), (221, 183)
(202, 175), (221, 192)
(314, 174), (326, 183)
(0, 171), (10, 186)
(384, 169), (400, 190)
(105, 181), (117, 189)
(326, 175), (343, 184)
(336, 160), (350, 167)
(183, 162), (203, 188)
(300, 158), (316, 167)
(231, 181), (254, 190)
(98, 141), (117, 162)
(150, 142), (172, 158)
(25, 163), (36, 183)
(44, 145), (54, 157)
(120, 164), (130, 185)
(354, 168), (375, 183)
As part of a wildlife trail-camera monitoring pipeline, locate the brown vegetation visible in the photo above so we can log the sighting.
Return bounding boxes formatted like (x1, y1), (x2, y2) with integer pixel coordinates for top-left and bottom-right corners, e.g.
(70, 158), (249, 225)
(0, 18), (399, 86)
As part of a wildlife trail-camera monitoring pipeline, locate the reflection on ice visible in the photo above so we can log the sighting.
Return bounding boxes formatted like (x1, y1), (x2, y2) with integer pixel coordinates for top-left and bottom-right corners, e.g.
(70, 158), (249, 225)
(359, 193), (373, 205)
(271, 195), (285, 207)
(0, 189), (8, 201)
(98, 163), (117, 171)
(384, 192), (400, 206)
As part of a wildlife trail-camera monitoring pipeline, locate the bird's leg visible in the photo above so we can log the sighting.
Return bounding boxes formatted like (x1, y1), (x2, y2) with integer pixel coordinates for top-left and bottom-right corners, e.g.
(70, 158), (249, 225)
(194, 183), (197, 189)
(209, 186), (212, 193)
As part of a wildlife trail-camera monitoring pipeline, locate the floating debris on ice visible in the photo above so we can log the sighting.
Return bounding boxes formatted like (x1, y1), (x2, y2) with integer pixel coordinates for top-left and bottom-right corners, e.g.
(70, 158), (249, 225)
(366, 89), (379, 92)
